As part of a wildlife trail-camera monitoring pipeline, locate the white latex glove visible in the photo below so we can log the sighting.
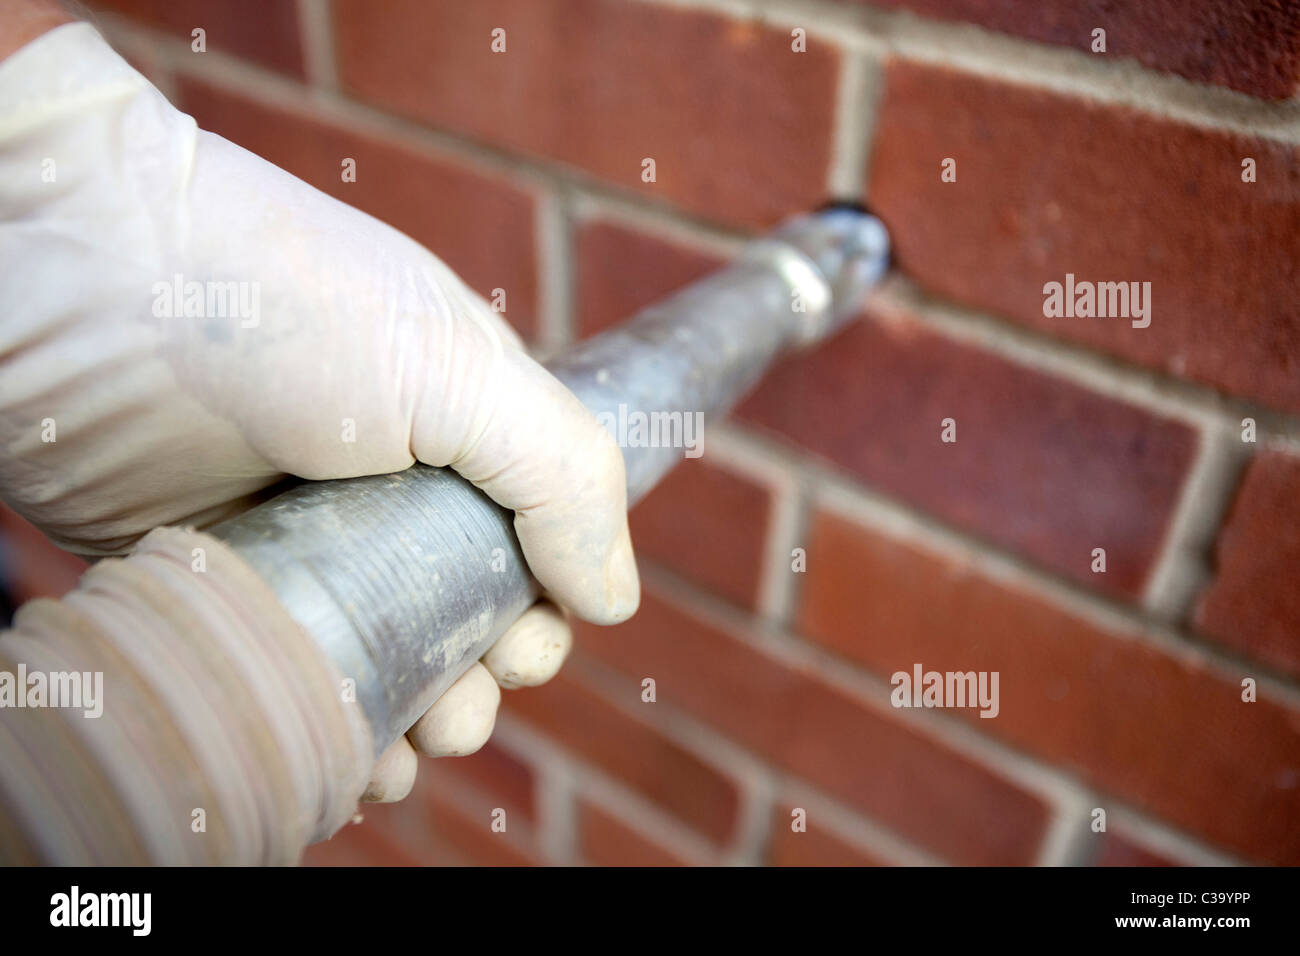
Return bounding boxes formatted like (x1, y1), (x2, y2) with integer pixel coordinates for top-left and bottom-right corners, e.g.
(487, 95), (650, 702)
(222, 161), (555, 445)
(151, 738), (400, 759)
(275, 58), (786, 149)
(0, 23), (639, 800)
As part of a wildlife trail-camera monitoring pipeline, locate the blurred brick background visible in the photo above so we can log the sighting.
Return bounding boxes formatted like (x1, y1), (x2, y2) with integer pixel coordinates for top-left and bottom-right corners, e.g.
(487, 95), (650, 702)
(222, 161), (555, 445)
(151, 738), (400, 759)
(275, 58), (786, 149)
(4, 0), (1299, 865)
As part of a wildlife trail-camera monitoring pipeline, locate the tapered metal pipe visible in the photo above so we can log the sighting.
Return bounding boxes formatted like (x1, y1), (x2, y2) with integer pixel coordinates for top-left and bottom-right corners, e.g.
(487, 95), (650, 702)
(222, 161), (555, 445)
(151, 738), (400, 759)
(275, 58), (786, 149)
(211, 209), (889, 756)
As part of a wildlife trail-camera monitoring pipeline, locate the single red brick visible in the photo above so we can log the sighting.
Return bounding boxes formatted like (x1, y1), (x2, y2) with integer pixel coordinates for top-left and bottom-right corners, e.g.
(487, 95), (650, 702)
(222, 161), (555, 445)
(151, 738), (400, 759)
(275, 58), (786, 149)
(575, 220), (725, 338)
(768, 805), (887, 866)
(175, 78), (541, 339)
(1196, 451), (1300, 679)
(867, 61), (1300, 413)
(88, 0), (306, 77)
(503, 672), (742, 843)
(576, 592), (1052, 865)
(1092, 831), (1177, 867)
(301, 821), (419, 866)
(797, 509), (1300, 864)
(630, 459), (772, 611)
(736, 305), (1198, 598)
(838, 0), (1300, 99)
(577, 801), (690, 866)
(333, 0), (839, 228)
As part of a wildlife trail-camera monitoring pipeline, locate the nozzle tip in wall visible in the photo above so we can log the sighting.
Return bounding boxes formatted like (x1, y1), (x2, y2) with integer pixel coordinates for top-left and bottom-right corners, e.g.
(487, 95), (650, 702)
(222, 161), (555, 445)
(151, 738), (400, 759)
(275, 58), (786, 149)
(772, 204), (891, 330)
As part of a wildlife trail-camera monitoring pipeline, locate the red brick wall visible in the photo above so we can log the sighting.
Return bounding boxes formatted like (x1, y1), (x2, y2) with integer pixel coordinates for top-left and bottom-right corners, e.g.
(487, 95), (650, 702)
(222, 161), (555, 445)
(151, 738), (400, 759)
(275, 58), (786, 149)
(5, 0), (1293, 865)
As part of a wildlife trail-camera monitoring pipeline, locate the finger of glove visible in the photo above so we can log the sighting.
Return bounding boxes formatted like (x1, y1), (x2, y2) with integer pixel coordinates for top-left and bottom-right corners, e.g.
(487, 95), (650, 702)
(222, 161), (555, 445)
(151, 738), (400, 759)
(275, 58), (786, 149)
(482, 599), (572, 690)
(360, 736), (419, 804)
(406, 661), (501, 758)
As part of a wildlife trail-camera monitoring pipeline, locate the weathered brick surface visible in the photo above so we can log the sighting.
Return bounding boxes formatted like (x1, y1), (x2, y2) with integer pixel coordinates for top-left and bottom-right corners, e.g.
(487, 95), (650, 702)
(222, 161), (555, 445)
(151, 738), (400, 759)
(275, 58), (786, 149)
(1196, 451), (1300, 679)
(577, 801), (688, 866)
(575, 219), (725, 337)
(89, 0), (306, 77)
(1092, 831), (1177, 867)
(436, 741), (537, 824)
(503, 672), (743, 843)
(767, 804), (887, 866)
(176, 78), (541, 339)
(797, 508), (1300, 864)
(416, 792), (537, 866)
(630, 460), (773, 611)
(737, 303), (1199, 598)
(334, 0), (840, 228)
(577, 590), (1052, 865)
(302, 820), (419, 867)
(841, 0), (1300, 99)
(356, 766), (539, 866)
(868, 61), (1300, 412)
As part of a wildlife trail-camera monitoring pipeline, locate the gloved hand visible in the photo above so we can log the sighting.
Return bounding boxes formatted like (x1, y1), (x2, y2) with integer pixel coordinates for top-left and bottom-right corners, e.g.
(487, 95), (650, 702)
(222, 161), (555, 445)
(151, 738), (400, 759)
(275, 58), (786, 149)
(0, 22), (639, 801)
